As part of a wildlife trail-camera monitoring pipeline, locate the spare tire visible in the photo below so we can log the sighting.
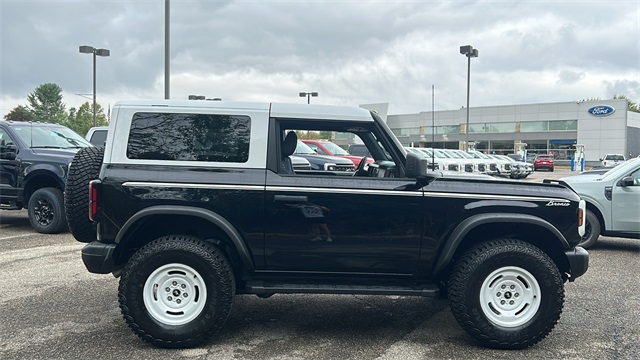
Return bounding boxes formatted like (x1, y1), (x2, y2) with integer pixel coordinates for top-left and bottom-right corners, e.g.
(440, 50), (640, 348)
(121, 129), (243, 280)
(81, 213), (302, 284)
(65, 146), (105, 242)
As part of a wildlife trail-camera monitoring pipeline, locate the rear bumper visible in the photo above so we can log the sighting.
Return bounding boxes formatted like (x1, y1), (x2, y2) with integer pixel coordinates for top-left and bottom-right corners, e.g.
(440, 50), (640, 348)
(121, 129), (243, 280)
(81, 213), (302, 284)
(565, 246), (589, 281)
(81, 242), (117, 274)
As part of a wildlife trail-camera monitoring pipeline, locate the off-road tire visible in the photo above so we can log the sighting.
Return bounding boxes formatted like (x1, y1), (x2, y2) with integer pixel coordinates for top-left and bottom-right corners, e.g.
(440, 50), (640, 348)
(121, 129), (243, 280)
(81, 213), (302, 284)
(64, 146), (104, 242)
(118, 235), (235, 348)
(28, 187), (67, 233)
(448, 239), (564, 349)
(578, 209), (600, 249)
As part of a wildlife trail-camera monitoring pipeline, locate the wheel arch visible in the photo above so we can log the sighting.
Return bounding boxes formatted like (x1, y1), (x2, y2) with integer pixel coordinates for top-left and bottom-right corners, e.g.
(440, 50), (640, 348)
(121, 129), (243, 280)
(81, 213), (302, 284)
(433, 213), (570, 277)
(584, 201), (605, 231)
(22, 170), (65, 203)
(114, 205), (255, 276)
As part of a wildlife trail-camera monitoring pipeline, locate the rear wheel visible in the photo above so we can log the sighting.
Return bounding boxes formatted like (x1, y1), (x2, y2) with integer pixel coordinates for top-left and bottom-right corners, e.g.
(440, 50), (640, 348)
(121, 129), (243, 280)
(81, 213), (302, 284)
(448, 239), (564, 349)
(579, 209), (600, 249)
(28, 187), (67, 233)
(118, 235), (235, 348)
(64, 146), (105, 242)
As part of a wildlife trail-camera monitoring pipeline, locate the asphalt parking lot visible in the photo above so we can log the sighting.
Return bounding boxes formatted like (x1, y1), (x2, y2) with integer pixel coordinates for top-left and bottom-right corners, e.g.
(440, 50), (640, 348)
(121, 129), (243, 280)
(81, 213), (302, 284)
(1, 169), (638, 359)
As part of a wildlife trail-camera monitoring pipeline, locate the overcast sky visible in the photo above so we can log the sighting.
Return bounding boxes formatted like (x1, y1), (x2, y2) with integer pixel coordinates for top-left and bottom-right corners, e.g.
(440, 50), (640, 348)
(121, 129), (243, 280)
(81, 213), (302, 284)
(1, 0), (639, 120)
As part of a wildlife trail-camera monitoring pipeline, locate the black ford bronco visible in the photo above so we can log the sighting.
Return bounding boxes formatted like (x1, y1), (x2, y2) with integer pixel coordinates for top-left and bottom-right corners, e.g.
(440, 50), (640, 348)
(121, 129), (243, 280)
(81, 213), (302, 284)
(0, 121), (92, 233)
(66, 100), (588, 349)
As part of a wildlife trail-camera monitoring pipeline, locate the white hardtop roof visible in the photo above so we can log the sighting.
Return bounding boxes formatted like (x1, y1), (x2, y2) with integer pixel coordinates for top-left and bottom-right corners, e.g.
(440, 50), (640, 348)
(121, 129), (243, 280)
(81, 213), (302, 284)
(113, 100), (374, 122)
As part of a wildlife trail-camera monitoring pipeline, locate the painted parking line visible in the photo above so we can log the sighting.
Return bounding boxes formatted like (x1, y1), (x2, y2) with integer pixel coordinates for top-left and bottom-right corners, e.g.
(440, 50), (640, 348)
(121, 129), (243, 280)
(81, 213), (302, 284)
(0, 233), (35, 241)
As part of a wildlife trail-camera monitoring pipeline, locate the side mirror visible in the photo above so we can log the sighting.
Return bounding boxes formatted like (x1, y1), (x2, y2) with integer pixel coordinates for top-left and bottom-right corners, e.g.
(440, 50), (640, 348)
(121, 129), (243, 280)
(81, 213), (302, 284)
(405, 152), (439, 184)
(618, 176), (634, 187)
(0, 144), (17, 160)
(405, 152), (428, 178)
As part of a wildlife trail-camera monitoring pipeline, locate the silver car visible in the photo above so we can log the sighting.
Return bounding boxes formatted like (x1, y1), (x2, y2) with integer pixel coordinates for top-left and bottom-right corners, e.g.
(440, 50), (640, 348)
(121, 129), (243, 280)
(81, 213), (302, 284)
(549, 158), (640, 248)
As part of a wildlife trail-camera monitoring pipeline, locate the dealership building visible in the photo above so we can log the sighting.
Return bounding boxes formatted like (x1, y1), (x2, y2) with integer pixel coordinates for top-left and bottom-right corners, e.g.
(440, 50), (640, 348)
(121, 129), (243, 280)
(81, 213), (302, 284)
(373, 98), (639, 166)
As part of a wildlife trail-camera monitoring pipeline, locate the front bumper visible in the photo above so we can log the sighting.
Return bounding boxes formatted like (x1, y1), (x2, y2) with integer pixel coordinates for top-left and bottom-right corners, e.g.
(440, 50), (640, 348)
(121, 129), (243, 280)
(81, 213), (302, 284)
(565, 246), (589, 281)
(81, 242), (118, 274)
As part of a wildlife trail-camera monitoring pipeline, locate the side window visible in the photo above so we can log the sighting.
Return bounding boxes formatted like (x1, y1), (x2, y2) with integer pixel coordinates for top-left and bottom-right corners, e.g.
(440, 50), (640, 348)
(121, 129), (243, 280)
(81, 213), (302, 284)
(279, 123), (401, 178)
(127, 112), (251, 162)
(631, 169), (640, 186)
(0, 129), (13, 146)
(90, 130), (108, 146)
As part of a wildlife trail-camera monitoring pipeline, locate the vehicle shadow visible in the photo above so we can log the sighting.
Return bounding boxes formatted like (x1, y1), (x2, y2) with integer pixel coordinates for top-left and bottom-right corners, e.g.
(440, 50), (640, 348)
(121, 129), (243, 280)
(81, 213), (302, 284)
(591, 237), (640, 253)
(0, 210), (32, 229)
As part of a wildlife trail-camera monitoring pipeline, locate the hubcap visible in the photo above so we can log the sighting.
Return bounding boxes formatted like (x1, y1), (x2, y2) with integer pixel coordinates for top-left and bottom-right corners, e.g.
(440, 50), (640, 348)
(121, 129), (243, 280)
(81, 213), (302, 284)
(33, 198), (54, 226)
(143, 263), (207, 325)
(479, 266), (541, 327)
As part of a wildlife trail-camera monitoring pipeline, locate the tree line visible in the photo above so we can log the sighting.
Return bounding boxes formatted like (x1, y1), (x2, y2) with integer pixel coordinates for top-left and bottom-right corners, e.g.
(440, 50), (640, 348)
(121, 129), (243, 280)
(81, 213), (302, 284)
(3, 83), (109, 137)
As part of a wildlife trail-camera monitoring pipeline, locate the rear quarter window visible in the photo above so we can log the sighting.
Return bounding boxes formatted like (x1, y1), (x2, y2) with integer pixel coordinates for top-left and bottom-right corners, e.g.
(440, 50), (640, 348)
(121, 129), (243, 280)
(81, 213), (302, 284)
(89, 130), (108, 146)
(126, 112), (251, 162)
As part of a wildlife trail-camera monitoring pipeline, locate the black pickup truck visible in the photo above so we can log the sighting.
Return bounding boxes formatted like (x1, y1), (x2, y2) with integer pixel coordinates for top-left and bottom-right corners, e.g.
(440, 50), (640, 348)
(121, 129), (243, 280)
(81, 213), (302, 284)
(67, 100), (588, 350)
(0, 121), (92, 233)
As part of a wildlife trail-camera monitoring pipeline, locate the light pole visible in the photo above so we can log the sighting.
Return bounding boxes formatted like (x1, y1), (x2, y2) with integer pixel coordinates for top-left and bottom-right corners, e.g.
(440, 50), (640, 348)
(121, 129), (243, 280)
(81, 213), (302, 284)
(79, 45), (110, 127)
(460, 45), (478, 151)
(299, 92), (318, 104)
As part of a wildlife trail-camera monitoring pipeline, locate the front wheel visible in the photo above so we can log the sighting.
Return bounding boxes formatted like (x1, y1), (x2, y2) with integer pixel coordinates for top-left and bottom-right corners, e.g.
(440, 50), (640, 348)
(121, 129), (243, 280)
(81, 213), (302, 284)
(448, 239), (564, 349)
(579, 209), (600, 249)
(118, 235), (235, 348)
(28, 187), (67, 233)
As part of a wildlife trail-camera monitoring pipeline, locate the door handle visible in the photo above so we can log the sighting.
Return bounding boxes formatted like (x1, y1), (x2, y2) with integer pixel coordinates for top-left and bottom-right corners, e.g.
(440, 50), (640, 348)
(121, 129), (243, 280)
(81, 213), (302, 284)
(274, 195), (308, 202)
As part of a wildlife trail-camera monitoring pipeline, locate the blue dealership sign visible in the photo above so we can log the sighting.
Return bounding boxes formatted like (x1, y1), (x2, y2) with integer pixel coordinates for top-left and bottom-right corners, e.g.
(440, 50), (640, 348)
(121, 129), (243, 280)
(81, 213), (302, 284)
(587, 105), (616, 117)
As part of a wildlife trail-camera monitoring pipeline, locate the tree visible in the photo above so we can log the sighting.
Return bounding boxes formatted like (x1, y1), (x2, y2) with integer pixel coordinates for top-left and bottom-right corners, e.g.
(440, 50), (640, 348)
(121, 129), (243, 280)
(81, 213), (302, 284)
(27, 83), (67, 124)
(65, 102), (108, 136)
(613, 94), (639, 113)
(3, 105), (35, 122)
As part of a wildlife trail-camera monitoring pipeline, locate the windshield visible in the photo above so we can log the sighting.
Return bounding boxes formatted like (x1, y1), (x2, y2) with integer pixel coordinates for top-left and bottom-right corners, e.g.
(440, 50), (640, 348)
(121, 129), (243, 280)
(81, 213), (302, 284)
(455, 150), (475, 159)
(12, 124), (92, 148)
(471, 151), (491, 159)
(295, 141), (317, 155)
(322, 141), (349, 155)
(436, 149), (453, 158)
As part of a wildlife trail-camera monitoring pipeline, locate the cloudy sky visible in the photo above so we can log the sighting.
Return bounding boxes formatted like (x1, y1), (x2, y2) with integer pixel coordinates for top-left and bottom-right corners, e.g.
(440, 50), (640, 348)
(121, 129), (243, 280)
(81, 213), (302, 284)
(1, 0), (639, 120)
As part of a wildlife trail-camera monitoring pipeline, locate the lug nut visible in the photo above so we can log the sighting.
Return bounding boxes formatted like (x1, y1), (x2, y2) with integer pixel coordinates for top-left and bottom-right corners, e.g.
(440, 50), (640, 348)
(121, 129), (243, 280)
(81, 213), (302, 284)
(165, 287), (170, 292)
(496, 292), (501, 297)
(176, 299), (181, 304)
(168, 296), (173, 301)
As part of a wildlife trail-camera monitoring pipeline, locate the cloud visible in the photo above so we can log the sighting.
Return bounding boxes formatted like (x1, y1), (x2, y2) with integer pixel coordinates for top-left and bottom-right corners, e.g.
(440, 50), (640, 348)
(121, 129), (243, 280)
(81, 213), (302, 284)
(1, 0), (639, 119)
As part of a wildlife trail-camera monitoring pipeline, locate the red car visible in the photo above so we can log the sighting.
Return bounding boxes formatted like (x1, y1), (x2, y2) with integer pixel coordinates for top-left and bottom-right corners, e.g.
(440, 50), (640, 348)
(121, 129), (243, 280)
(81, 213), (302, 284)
(302, 140), (373, 168)
(533, 154), (554, 172)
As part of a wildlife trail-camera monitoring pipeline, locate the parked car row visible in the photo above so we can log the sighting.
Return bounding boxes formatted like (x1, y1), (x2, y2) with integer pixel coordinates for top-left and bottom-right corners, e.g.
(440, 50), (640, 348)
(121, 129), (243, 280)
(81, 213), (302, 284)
(404, 147), (534, 179)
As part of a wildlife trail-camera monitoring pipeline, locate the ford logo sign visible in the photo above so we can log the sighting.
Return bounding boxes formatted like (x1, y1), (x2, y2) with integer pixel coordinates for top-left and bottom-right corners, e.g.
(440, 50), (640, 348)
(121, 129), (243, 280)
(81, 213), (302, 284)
(587, 105), (615, 117)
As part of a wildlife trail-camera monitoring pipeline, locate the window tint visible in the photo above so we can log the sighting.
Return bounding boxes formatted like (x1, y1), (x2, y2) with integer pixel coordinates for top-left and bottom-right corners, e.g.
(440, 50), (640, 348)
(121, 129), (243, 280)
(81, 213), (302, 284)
(89, 130), (108, 146)
(127, 112), (250, 162)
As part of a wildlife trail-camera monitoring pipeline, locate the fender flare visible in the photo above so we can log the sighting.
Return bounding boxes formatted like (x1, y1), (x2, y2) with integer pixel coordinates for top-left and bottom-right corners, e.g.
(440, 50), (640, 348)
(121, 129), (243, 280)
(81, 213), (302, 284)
(433, 213), (570, 274)
(115, 205), (254, 273)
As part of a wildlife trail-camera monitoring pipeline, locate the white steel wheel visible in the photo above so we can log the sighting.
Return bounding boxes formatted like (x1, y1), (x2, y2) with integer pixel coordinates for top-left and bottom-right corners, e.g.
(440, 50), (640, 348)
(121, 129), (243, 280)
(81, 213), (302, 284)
(143, 263), (207, 326)
(479, 266), (541, 327)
